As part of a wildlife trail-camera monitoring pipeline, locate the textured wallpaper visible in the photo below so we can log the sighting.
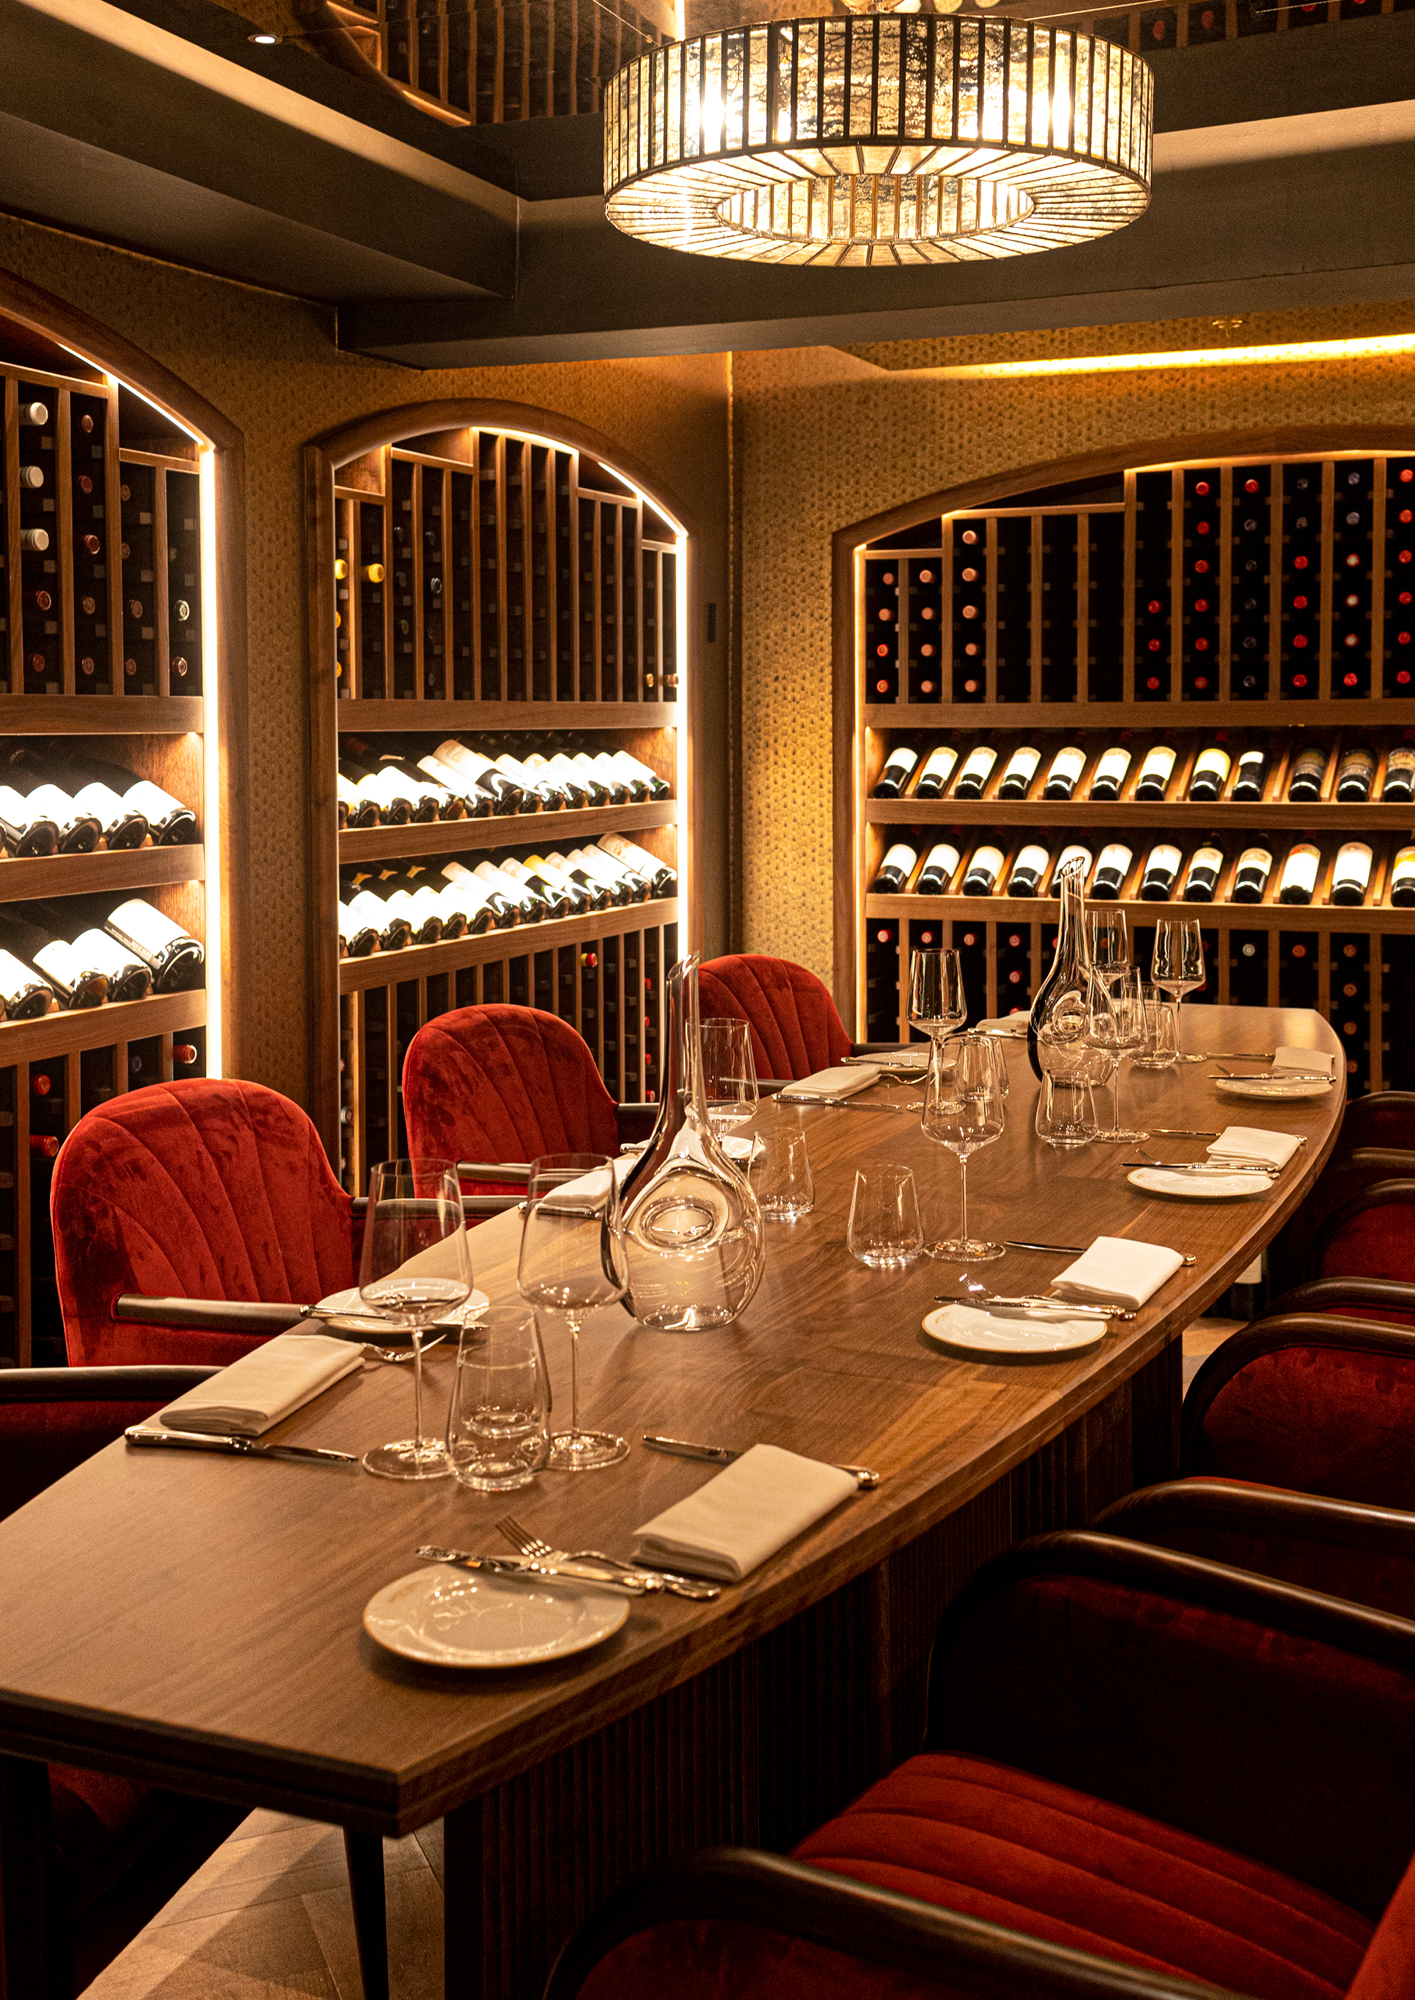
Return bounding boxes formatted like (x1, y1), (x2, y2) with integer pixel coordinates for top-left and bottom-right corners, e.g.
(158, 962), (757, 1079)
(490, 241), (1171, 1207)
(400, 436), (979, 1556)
(731, 314), (1415, 986)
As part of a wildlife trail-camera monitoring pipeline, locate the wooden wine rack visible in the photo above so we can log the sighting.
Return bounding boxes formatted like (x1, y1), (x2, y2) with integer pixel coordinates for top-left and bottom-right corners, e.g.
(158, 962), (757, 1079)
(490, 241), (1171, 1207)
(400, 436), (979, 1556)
(305, 401), (697, 1187)
(0, 281), (242, 1368)
(835, 428), (1415, 1102)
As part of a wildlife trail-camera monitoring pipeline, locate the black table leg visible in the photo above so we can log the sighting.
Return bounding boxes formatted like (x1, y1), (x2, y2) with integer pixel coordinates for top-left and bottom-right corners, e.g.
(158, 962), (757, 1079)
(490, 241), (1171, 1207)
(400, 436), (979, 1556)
(343, 1828), (389, 2000)
(0, 1754), (70, 2000)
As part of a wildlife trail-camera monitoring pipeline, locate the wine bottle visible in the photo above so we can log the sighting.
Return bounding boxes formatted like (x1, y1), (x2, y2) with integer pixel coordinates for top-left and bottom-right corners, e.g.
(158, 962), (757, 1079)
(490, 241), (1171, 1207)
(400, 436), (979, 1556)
(67, 928), (151, 1003)
(1390, 844), (1415, 906)
(953, 746), (997, 799)
(65, 757), (196, 846)
(573, 845), (650, 903)
(597, 831), (677, 896)
(344, 885), (411, 950)
(1139, 843), (1182, 900)
(1231, 845), (1274, 903)
(1087, 746), (1132, 800)
(1335, 747), (1376, 802)
(336, 898), (377, 957)
(0, 765), (101, 853)
(1090, 843), (1132, 900)
(1382, 745), (1415, 803)
(1277, 842), (1321, 905)
(1231, 748), (1269, 801)
(1041, 745), (1086, 801)
(375, 756), (451, 822)
(502, 856), (573, 918)
(1133, 745), (1177, 799)
(18, 401), (47, 426)
(528, 851), (607, 912)
(428, 740), (522, 814)
(1006, 843), (1051, 897)
(103, 900), (204, 991)
(609, 750), (671, 801)
(523, 752), (583, 809)
(580, 751), (630, 804)
(0, 784), (58, 857)
(435, 871), (498, 933)
(997, 745), (1041, 799)
(961, 843), (1004, 895)
(873, 746), (919, 799)
(916, 842), (961, 893)
(1049, 844), (1093, 894)
(913, 746), (960, 799)
(32, 939), (110, 1009)
(337, 771), (379, 828)
(376, 872), (444, 944)
(19, 529), (49, 552)
(479, 858), (551, 922)
(869, 842), (917, 894)
(1287, 746), (1327, 801)
(1331, 841), (1373, 906)
(1187, 747), (1231, 801)
(0, 949), (52, 1019)
(340, 759), (411, 826)
(496, 751), (562, 811)
(440, 860), (514, 927)
(1182, 845), (1224, 903)
(19, 905), (152, 1002)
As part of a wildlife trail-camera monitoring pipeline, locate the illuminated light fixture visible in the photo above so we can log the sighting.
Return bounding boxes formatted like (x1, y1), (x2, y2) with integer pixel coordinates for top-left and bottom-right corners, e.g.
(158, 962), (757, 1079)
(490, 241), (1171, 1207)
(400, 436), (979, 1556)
(248, 31), (280, 43)
(920, 330), (1415, 377)
(602, 1), (1152, 266)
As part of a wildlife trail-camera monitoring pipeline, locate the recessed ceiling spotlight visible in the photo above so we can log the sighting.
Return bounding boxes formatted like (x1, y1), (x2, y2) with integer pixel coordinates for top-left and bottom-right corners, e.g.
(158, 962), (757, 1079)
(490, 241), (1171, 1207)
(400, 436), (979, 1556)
(248, 32), (280, 44)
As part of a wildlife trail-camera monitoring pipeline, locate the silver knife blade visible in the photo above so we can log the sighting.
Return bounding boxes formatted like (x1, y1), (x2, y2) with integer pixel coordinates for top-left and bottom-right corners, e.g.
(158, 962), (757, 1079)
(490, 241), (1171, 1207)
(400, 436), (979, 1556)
(778, 1096), (922, 1113)
(933, 1294), (1131, 1320)
(416, 1544), (656, 1594)
(125, 1425), (357, 1465)
(1002, 1239), (1086, 1253)
(642, 1434), (881, 1488)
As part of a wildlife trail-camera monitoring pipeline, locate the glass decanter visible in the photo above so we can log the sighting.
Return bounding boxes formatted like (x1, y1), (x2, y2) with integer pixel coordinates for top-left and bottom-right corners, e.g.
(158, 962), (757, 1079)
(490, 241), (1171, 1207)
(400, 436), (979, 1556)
(616, 952), (766, 1330)
(1027, 852), (1091, 1082)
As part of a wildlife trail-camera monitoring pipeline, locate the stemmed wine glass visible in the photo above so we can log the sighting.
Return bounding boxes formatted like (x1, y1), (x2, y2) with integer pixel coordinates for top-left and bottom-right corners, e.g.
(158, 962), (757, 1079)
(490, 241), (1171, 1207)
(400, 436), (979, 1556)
(909, 948), (966, 1062)
(1085, 968), (1149, 1142)
(1087, 907), (1131, 990)
(1152, 918), (1207, 1061)
(921, 1033), (1005, 1261)
(359, 1159), (471, 1481)
(517, 1153), (629, 1471)
(700, 1018), (759, 1139)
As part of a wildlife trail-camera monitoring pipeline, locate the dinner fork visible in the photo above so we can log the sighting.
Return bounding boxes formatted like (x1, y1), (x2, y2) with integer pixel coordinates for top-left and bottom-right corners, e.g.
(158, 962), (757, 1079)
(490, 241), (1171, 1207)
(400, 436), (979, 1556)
(496, 1516), (718, 1599)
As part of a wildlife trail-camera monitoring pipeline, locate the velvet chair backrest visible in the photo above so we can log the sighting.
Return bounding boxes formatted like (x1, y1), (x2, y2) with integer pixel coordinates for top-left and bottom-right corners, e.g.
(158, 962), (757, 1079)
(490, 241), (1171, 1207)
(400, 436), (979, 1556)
(698, 955), (851, 1082)
(402, 1005), (620, 1169)
(0, 1367), (217, 1522)
(1313, 1181), (1415, 1284)
(1337, 1093), (1415, 1160)
(1351, 1846), (1415, 1999)
(52, 1080), (355, 1367)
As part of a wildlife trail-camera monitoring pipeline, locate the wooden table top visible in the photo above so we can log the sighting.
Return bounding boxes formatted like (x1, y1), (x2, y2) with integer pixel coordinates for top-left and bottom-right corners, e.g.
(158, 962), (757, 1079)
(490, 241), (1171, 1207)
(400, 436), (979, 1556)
(0, 1006), (1343, 1837)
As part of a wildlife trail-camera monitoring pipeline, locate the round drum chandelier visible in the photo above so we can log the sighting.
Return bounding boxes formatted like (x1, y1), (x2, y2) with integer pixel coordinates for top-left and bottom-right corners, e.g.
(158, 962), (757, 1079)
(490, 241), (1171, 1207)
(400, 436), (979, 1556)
(603, 2), (1153, 267)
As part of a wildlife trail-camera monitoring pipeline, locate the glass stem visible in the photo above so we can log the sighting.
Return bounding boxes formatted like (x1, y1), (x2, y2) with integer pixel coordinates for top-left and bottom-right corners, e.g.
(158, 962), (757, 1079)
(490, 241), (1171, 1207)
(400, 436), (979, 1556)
(567, 1314), (582, 1438)
(411, 1327), (425, 1451)
(957, 1153), (969, 1248)
(1170, 995), (1183, 1054)
(1111, 1059), (1123, 1136)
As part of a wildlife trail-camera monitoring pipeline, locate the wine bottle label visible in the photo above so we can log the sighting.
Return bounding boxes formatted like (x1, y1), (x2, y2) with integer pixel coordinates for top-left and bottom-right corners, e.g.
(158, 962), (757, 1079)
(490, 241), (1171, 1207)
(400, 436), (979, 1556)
(1390, 844), (1415, 902)
(1144, 844), (1182, 878)
(1095, 842), (1132, 879)
(963, 843), (1003, 888)
(1190, 748), (1231, 789)
(1336, 749), (1376, 798)
(1136, 746), (1177, 789)
(956, 746), (997, 788)
(1279, 844), (1321, 898)
(877, 842), (918, 881)
(1045, 746), (1086, 789)
(0, 949), (50, 1011)
(1051, 845), (1092, 889)
(1332, 842), (1373, 893)
(916, 745), (958, 786)
(878, 747), (919, 786)
(1009, 842), (1050, 885)
(105, 898), (202, 962)
(474, 860), (536, 908)
(1288, 749), (1327, 794)
(919, 842), (960, 881)
(71, 781), (131, 829)
(999, 746), (1041, 790)
(70, 928), (151, 996)
(1090, 747), (1131, 792)
(1233, 749), (1268, 794)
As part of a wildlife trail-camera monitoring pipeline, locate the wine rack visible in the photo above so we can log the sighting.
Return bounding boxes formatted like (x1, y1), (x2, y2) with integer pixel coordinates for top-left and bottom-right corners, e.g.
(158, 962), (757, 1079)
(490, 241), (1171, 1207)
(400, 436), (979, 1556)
(307, 402), (696, 1188)
(0, 291), (235, 1368)
(836, 432), (1415, 1097)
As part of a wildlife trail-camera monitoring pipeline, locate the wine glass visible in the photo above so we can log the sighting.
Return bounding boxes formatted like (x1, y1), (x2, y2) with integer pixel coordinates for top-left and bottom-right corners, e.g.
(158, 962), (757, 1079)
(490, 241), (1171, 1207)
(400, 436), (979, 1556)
(921, 1033), (1005, 1261)
(1087, 906), (1131, 990)
(517, 1153), (629, 1471)
(1152, 918), (1206, 1060)
(1086, 968), (1149, 1142)
(909, 948), (966, 1058)
(700, 1018), (759, 1139)
(359, 1159), (471, 1481)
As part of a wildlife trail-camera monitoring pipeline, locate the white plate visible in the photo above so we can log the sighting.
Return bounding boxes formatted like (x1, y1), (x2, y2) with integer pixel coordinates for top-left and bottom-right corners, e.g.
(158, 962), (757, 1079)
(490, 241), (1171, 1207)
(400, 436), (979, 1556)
(316, 1287), (489, 1339)
(1216, 1079), (1332, 1102)
(1127, 1168), (1272, 1200)
(363, 1564), (628, 1668)
(922, 1305), (1104, 1357)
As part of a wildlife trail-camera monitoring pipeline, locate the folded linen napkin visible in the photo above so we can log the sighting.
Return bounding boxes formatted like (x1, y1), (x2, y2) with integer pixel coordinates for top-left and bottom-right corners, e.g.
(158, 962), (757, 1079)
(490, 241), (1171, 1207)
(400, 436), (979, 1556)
(157, 1332), (363, 1437)
(633, 1443), (857, 1581)
(1273, 1046), (1336, 1077)
(975, 1014), (1029, 1038)
(1050, 1236), (1185, 1310)
(778, 1065), (879, 1101)
(1207, 1126), (1302, 1169)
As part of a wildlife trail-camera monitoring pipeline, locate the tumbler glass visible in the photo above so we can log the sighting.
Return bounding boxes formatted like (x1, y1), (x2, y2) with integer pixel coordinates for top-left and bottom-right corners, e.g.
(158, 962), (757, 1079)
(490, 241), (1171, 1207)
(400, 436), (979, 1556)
(846, 1165), (923, 1268)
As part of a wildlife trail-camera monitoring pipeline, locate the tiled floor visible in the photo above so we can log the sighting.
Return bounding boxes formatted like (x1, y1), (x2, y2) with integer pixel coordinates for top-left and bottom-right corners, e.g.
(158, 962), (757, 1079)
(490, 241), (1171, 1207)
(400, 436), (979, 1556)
(82, 1314), (1245, 1998)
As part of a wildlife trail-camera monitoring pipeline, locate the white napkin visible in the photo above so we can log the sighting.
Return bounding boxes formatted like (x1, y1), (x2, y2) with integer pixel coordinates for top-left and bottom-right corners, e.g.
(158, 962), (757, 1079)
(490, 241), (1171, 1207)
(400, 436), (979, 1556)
(1274, 1046), (1336, 1077)
(157, 1332), (363, 1437)
(975, 1015), (1029, 1038)
(633, 1443), (857, 1580)
(1207, 1126), (1302, 1168)
(778, 1066), (879, 1101)
(1050, 1236), (1185, 1310)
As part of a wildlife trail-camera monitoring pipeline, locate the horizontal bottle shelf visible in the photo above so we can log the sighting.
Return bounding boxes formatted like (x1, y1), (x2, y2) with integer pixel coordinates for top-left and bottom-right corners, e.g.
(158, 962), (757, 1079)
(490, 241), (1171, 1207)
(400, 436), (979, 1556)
(0, 987), (206, 1067)
(864, 702), (1415, 730)
(338, 898), (678, 994)
(339, 801), (674, 866)
(334, 699), (677, 732)
(868, 799), (1413, 831)
(0, 696), (205, 737)
(0, 841), (203, 905)
(866, 893), (1415, 933)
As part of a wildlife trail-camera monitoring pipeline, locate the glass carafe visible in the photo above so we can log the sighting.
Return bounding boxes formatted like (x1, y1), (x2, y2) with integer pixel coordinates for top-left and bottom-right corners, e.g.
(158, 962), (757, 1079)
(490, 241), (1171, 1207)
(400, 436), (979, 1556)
(1027, 854), (1090, 1082)
(616, 952), (766, 1329)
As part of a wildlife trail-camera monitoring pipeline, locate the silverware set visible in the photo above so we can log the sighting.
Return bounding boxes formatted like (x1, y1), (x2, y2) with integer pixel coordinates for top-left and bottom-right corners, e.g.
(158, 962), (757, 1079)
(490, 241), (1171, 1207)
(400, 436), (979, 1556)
(642, 1432), (881, 1488)
(934, 1291), (1135, 1322)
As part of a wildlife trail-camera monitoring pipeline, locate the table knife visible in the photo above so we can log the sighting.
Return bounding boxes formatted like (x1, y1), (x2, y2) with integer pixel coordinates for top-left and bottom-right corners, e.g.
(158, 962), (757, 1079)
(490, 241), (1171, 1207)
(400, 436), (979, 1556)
(1001, 1239), (1200, 1267)
(933, 1294), (1134, 1321)
(642, 1434), (881, 1488)
(125, 1425), (358, 1465)
(416, 1544), (676, 1596)
(778, 1095), (921, 1112)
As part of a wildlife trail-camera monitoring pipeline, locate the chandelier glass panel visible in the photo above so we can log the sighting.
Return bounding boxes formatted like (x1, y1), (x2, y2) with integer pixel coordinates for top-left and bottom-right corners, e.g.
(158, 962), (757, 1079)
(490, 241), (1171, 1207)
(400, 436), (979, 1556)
(603, 13), (1152, 265)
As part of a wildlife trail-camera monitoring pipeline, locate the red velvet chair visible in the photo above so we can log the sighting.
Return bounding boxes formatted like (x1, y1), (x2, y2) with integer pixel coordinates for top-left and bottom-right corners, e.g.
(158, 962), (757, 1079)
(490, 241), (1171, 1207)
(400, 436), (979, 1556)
(543, 1533), (1415, 2000)
(698, 955), (854, 1083)
(1268, 1151), (1415, 1298)
(51, 1079), (358, 1367)
(401, 1005), (657, 1188)
(0, 1365), (243, 1997)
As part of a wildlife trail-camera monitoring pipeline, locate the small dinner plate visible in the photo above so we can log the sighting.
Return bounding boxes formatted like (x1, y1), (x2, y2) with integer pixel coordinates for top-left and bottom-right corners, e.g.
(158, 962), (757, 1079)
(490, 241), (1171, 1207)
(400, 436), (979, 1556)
(1127, 1168), (1272, 1201)
(316, 1287), (489, 1339)
(1216, 1079), (1332, 1102)
(363, 1563), (628, 1668)
(922, 1305), (1104, 1357)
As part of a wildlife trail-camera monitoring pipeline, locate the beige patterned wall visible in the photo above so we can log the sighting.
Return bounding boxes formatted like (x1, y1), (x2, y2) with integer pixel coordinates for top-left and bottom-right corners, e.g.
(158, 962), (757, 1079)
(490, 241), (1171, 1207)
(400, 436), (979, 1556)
(732, 310), (1415, 984)
(0, 215), (730, 1106)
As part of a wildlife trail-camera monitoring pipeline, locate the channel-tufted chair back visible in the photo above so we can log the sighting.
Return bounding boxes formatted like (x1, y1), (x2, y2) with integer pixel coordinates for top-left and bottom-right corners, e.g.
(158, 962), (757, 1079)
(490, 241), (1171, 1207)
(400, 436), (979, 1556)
(52, 1079), (356, 1366)
(402, 1004), (620, 1170)
(698, 953), (852, 1081)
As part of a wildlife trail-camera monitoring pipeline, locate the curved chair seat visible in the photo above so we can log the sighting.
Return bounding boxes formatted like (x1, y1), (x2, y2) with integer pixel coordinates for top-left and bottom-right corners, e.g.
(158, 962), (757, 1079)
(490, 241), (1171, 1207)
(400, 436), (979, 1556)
(698, 955), (853, 1083)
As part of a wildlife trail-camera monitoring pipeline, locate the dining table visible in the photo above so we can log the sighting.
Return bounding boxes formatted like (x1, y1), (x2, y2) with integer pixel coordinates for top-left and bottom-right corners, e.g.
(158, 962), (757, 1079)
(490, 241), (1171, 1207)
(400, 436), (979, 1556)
(0, 1003), (1345, 2000)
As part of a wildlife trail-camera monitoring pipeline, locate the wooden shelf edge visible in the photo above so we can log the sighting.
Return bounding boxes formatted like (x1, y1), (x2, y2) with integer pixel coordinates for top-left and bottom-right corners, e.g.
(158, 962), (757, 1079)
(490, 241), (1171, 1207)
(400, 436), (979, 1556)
(864, 893), (1415, 930)
(338, 899), (679, 994)
(0, 988), (206, 1066)
(339, 803), (675, 867)
(336, 700), (679, 733)
(863, 703), (1415, 729)
(865, 801), (1415, 829)
(0, 696), (204, 736)
(0, 843), (205, 904)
